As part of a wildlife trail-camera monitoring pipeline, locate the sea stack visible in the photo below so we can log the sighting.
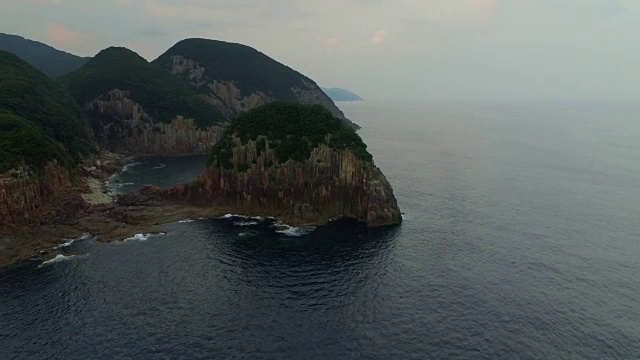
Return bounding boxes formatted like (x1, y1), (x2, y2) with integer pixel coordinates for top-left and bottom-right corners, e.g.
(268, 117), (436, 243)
(142, 102), (401, 227)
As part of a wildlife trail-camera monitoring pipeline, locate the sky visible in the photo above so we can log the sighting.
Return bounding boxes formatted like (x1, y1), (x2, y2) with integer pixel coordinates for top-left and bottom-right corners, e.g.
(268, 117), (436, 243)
(1, 0), (638, 102)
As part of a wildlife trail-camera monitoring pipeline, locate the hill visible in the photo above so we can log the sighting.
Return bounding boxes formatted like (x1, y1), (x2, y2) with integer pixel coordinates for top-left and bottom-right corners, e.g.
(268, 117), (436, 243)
(61, 47), (226, 155)
(321, 87), (363, 102)
(0, 50), (93, 173)
(153, 38), (359, 129)
(0, 33), (89, 78)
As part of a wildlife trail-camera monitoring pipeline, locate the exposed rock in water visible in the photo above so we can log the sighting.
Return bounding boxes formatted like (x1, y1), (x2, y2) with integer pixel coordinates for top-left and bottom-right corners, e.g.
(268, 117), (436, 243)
(86, 89), (226, 156)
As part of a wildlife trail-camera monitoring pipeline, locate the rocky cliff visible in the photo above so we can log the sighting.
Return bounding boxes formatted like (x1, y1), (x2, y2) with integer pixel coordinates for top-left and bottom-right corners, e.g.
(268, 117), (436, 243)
(153, 39), (360, 129)
(144, 141), (401, 227)
(0, 163), (87, 230)
(141, 102), (400, 226)
(87, 89), (225, 156)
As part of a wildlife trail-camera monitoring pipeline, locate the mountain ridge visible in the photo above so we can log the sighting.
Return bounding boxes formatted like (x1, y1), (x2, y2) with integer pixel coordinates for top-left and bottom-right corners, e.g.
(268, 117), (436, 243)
(0, 33), (89, 78)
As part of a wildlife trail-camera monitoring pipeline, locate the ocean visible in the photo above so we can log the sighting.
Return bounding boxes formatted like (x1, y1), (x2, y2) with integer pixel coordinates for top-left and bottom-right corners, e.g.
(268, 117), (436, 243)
(1, 101), (639, 359)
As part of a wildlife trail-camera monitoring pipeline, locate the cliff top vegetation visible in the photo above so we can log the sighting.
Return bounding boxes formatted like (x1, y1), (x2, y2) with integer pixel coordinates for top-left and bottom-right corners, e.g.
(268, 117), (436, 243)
(209, 102), (372, 168)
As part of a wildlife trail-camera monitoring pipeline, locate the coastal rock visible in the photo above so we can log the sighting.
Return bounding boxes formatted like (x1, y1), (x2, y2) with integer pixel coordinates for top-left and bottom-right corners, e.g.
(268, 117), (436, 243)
(0, 163), (88, 230)
(142, 139), (401, 227)
(86, 89), (225, 156)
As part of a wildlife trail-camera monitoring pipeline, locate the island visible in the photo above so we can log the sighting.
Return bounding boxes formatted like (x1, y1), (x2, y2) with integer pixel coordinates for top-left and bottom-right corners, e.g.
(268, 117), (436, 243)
(321, 87), (364, 102)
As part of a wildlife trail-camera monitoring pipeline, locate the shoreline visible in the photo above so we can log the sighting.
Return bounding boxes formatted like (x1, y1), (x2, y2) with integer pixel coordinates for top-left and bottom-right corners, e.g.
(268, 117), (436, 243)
(0, 151), (399, 269)
(0, 193), (375, 269)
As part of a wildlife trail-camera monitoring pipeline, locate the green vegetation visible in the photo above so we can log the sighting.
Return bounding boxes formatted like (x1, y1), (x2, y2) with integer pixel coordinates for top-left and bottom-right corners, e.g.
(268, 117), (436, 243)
(0, 114), (70, 174)
(209, 102), (373, 169)
(0, 33), (89, 78)
(61, 47), (224, 128)
(153, 38), (313, 100)
(0, 50), (93, 173)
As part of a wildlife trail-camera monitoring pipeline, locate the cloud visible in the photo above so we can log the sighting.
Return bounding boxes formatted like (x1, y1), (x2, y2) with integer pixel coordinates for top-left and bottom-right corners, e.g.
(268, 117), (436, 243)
(368, 30), (387, 45)
(47, 22), (88, 47)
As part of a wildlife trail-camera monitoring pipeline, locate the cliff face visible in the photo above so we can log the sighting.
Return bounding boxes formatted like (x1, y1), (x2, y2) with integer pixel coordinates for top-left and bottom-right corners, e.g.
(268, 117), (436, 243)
(143, 140), (401, 227)
(86, 89), (225, 156)
(0, 163), (87, 230)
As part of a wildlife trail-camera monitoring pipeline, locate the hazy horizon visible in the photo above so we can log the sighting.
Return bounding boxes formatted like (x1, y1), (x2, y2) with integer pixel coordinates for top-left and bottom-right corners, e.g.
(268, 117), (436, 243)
(1, 0), (638, 103)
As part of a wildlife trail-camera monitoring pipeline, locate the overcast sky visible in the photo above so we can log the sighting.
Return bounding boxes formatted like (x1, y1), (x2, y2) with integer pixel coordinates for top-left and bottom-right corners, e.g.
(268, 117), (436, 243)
(1, 0), (638, 102)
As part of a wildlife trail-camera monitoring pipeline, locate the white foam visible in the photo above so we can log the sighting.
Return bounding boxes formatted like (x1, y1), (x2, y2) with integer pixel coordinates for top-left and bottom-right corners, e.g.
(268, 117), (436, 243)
(124, 232), (166, 242)
(177, 219), (195, 223)
(151, 164), (167, 169)
(275, 225), (316, 237)
(121, 162), (141, 173)
(233, 220), (259, 227)
(53, 233), (92, 249)
(39, 254), (84, 267)
(221, 214), (266, 221)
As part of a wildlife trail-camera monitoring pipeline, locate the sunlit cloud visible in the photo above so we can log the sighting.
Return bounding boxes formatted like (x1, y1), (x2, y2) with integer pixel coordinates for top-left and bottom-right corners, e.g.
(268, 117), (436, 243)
(368, 30), (387, 45)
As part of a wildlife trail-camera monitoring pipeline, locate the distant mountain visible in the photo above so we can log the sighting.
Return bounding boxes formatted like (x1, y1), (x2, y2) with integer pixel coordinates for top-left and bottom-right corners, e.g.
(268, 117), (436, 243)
(152, 38), (359, 129)
(0, 33), (89, 78)
(321, 87), (363, 102)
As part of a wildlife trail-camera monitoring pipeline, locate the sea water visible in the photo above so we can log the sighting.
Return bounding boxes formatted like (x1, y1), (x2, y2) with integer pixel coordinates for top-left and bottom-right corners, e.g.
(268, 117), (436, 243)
(1, 101), (639, 359)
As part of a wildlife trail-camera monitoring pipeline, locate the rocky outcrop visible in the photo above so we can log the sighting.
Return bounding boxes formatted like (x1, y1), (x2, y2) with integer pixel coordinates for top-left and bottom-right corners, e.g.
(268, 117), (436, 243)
(0, 163), (87, 230)
(203, 80), (271, 118)
(86, 89), (225, 156)
(142, 140), (401, 227)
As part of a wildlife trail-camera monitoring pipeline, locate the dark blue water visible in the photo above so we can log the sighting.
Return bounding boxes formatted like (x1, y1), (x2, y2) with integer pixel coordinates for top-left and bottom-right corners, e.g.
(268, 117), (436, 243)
(2, 101), (640, 359)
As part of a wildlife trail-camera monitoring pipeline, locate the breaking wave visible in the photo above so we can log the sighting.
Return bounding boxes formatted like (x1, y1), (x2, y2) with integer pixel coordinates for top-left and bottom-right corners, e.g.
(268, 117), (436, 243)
(275, 225), (316, 237)
(124, 233), (166, 242)
(151, 164), (167, 169)
(53, 233), (92, 249)
(220, 214), (265, 221)
(121, 162), (141, 173)
(233, 220), (260, 227)
(39, 254), (86, 268)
